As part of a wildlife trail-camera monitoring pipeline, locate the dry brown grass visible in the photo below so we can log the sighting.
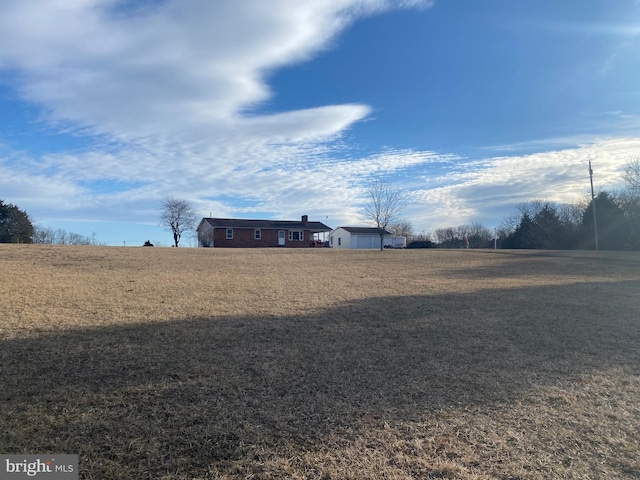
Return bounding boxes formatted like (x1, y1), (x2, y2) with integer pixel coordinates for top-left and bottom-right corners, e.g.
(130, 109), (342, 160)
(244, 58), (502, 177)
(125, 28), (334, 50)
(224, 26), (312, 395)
(1, 245), (640, 479)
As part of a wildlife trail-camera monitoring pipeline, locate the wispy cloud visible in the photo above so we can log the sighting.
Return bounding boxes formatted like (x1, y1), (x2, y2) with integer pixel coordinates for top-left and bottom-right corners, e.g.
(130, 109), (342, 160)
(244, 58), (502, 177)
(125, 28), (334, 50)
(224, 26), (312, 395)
(537, 20), (640, 37)
(0, 0), (437, 229)
(3, 129), (637, 236)
(0, 1), (638, 243)
(408, 138), (640, 229)
(507, 7), (640, 77)
(480, 135), (602, 154)
(0, 0), (431, 142)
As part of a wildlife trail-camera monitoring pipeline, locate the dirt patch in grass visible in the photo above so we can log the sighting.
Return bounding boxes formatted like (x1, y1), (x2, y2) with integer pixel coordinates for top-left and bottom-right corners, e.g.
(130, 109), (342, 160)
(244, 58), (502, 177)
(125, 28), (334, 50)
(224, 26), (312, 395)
(1, 246), (640, 479)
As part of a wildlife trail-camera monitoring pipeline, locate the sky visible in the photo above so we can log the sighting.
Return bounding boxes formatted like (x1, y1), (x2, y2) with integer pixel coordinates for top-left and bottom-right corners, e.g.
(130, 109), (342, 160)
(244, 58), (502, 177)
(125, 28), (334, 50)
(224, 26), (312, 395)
(1, 0), (639, 246)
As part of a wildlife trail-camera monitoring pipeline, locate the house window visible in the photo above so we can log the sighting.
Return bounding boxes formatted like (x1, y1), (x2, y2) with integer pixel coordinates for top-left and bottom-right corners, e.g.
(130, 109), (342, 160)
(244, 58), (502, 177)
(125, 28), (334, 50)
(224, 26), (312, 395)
(289, 230), (304, 241)
(338, 237), (341, 246)
(254, 229), (261, 240)
(226, 228), (233, 239)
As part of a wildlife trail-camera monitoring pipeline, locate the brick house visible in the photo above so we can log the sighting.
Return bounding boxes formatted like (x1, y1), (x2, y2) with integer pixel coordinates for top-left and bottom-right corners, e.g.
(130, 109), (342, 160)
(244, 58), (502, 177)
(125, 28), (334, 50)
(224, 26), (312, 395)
(197, 215), (332, 248)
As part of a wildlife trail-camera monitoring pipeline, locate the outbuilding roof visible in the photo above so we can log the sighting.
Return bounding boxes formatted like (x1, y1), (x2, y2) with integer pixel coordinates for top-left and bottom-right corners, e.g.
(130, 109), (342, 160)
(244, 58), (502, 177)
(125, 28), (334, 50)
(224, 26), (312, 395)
(336, 227), (392, 235)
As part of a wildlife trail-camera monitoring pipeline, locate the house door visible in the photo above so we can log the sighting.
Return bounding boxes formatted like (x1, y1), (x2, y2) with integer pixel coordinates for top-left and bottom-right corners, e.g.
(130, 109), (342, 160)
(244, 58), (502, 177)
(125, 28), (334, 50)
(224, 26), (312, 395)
(278, 230), (286, 246)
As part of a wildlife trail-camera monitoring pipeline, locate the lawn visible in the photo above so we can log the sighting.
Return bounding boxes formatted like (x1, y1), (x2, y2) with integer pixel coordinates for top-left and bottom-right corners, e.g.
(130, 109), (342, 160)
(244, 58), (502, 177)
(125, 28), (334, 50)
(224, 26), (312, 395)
(1, 245), (639, 479)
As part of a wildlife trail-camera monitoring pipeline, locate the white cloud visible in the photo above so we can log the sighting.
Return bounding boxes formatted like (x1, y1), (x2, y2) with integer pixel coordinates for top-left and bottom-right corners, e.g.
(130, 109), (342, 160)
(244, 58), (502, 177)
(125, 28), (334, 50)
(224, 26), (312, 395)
(0, 0), (438, 235)
(409, 138), (640, 230)
(4, 131), (638, 241)
(2, 1), (638, 244)
(0, 0), (429, 141)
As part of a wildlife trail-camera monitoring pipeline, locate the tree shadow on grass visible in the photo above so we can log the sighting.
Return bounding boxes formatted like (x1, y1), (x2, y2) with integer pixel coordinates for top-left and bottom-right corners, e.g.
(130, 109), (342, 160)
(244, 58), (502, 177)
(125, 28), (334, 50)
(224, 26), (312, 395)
(441, 249), (640, 281)
(1, 280), (640, 478)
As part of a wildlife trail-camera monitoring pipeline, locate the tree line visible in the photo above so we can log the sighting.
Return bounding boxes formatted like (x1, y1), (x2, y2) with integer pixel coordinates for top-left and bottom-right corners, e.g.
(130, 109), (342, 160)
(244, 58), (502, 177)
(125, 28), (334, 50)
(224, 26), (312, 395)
(4, 159), (638, 249)
(0, 200), (104, 245)
(415, 159), (640, 251)
(32, 226), (105, 246)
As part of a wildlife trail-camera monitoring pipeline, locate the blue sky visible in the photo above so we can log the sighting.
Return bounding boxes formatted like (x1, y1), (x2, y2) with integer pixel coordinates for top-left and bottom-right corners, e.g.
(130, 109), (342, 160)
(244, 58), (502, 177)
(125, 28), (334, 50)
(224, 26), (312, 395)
(1, 0), (639, 246)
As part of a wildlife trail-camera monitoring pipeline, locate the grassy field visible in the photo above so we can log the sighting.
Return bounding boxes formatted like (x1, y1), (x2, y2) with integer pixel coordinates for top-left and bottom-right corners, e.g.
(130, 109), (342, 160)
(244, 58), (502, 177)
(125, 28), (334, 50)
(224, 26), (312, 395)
(1, 245), (640, 479)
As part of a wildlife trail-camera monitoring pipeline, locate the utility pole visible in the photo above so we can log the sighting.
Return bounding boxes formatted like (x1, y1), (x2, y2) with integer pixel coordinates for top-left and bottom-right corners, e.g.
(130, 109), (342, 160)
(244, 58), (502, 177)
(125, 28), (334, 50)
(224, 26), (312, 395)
(324, 216), (328, 243)
(588, 160), (599, 250)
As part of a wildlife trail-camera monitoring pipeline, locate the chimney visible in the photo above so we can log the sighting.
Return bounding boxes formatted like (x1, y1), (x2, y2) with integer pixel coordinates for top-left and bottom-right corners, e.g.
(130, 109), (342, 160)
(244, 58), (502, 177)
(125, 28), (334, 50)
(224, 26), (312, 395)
(301, 215), (308, 223)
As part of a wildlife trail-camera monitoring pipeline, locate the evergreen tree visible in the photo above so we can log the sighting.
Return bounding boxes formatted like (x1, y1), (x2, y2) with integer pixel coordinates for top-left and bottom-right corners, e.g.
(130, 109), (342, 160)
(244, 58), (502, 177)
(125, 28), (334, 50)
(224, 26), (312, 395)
(503, 201), (578, 250)
(582, 192), (629, 250)
(0, 200), (34, 243)
(532, 203), (564, 249)
(623, 196), (640, 251)
(620, 160), (640, 250)
(505, 213), (537, 249)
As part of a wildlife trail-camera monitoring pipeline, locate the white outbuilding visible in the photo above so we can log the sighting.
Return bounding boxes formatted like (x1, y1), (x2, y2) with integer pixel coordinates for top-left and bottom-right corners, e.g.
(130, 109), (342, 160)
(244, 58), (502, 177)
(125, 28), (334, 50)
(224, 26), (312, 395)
(329, 226), (399, 249)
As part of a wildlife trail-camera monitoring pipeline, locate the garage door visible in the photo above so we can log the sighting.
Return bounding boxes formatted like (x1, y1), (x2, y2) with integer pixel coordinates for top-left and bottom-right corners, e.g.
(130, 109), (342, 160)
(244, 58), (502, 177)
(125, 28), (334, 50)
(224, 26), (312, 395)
(356, 235), (378, 249)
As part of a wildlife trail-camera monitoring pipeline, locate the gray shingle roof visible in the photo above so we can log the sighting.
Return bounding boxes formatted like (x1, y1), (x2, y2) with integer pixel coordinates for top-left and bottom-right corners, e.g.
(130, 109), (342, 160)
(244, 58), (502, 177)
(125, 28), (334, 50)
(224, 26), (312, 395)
(201, 218), (331, 232)
(338, 227), (392, 235)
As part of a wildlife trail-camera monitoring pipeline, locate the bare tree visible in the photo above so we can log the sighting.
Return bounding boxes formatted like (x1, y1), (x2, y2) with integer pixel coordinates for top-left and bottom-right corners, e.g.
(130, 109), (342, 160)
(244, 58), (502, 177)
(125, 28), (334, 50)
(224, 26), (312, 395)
(363, 180), (407, 250)
(434, 227), (458, 247)
(467, 222), (493, 248)
(160, 197), (199, 247)
(32, 225), (55, 244)
(516, 199), (547, 218)
(623, 157), (640, 196)
(620, 158), (640, 250)
(197, 228), (215, 248)
(433, 225), (468, 248)
(389, 220), (413, 238)
(32, 225), (104, 245)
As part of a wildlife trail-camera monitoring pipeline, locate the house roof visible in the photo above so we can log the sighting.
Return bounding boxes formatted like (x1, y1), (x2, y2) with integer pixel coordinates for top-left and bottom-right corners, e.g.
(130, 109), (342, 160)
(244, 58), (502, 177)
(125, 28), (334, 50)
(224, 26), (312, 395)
(199, 217), (331, 232)
(335, 226), (392, 235)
